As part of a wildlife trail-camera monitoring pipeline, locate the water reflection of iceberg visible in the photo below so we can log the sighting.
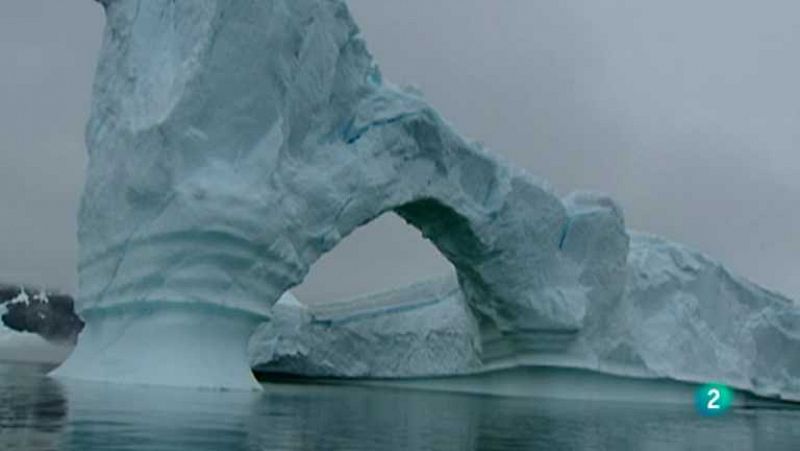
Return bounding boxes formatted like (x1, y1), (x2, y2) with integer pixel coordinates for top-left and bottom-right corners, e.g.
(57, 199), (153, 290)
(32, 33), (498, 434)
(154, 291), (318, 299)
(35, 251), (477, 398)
(49, 378), (800, 450)
(1, 362), (798, 450)
(58, 379), (259, 451)
(0, 363), (66, 450)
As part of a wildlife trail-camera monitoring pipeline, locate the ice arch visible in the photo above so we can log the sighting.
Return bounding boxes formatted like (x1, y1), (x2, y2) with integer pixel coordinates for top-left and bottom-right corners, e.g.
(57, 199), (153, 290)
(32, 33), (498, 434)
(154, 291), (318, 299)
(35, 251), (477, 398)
(54, 0), (628, 389)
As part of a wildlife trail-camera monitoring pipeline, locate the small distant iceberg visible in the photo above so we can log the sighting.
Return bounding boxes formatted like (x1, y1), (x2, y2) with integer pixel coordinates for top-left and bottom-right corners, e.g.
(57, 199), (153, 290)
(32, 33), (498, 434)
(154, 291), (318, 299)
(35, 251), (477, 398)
(250, 232), (800, 403)
(0, 285), (83, 364)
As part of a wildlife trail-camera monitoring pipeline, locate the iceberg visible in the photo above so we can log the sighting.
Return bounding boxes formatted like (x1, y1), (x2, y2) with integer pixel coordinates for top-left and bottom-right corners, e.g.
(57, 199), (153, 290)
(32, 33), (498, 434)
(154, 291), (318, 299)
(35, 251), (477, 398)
(55, 0), (799, 393)
(252, 233), (800, 401)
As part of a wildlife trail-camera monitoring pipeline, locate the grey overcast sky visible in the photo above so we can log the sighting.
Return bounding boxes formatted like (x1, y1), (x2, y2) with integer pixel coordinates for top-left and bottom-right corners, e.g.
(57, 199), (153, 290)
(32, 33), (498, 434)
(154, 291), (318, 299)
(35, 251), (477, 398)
(0, 1), (798, 303)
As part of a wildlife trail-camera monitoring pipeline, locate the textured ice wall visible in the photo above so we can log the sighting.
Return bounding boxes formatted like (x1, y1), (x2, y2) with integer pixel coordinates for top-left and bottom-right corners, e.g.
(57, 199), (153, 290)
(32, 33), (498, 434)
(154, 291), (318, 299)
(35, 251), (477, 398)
(74, 0), (616, 332)
(252, 233), (800, 401)
(585, 233), (800, 401)
(57, 0), (627, 388)
(249, 278), (481, 378)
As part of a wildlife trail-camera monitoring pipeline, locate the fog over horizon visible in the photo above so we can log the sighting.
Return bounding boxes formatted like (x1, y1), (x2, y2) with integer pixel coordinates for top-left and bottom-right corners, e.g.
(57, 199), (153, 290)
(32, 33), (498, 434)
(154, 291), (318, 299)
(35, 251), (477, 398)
(1, 0), (798, 303)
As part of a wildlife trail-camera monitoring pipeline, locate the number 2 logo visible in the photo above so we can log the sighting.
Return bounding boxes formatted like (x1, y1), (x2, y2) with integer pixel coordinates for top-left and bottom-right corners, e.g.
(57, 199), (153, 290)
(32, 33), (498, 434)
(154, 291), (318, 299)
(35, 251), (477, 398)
(706, 388), (721, 410)
(696, 383), (731, 416)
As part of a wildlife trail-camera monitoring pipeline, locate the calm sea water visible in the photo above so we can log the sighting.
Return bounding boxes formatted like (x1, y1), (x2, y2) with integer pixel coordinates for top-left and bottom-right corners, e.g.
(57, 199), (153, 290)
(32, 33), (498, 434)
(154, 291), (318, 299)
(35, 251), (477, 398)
(1, 362), (798, 451)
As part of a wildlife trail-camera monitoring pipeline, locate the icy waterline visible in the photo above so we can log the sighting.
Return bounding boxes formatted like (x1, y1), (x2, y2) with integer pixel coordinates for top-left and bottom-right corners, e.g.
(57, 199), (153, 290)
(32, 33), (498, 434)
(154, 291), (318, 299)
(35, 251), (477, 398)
(256, 366), (800, 408)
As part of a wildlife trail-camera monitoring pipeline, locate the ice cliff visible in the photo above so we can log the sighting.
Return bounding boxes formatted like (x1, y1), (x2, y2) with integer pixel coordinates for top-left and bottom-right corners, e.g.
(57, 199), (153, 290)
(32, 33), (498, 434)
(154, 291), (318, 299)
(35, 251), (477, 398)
(55, 0), (799, 393)
(252, 233), (800, 401)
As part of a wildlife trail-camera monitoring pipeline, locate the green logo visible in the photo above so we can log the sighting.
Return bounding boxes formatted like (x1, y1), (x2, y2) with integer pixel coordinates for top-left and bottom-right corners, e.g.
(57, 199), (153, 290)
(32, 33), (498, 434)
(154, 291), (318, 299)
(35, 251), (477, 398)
(695, 383), (733, 416)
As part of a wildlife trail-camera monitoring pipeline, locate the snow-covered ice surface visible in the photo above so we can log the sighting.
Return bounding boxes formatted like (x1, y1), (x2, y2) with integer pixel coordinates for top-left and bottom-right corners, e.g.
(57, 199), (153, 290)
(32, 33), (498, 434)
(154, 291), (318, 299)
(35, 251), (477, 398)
(249, 278), (481, 378)
(252, 233), (800, 402)
(59, 0), (798, 393)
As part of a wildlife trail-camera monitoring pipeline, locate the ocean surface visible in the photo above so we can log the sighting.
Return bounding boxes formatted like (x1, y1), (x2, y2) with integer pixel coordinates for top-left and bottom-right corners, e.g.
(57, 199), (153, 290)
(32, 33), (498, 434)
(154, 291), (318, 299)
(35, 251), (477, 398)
(1, 361), (798, 451)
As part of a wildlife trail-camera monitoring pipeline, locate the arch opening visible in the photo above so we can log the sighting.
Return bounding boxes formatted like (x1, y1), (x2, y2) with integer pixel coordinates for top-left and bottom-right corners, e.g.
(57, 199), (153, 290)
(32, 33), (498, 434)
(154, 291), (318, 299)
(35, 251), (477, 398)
(292, 211), (455, 306)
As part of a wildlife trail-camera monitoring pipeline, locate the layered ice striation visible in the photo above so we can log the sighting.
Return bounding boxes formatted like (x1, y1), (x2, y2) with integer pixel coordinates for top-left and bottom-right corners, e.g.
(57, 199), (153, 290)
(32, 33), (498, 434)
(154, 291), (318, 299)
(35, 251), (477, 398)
(57, 0), (798, 393)
(253, 233), (800, 401)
